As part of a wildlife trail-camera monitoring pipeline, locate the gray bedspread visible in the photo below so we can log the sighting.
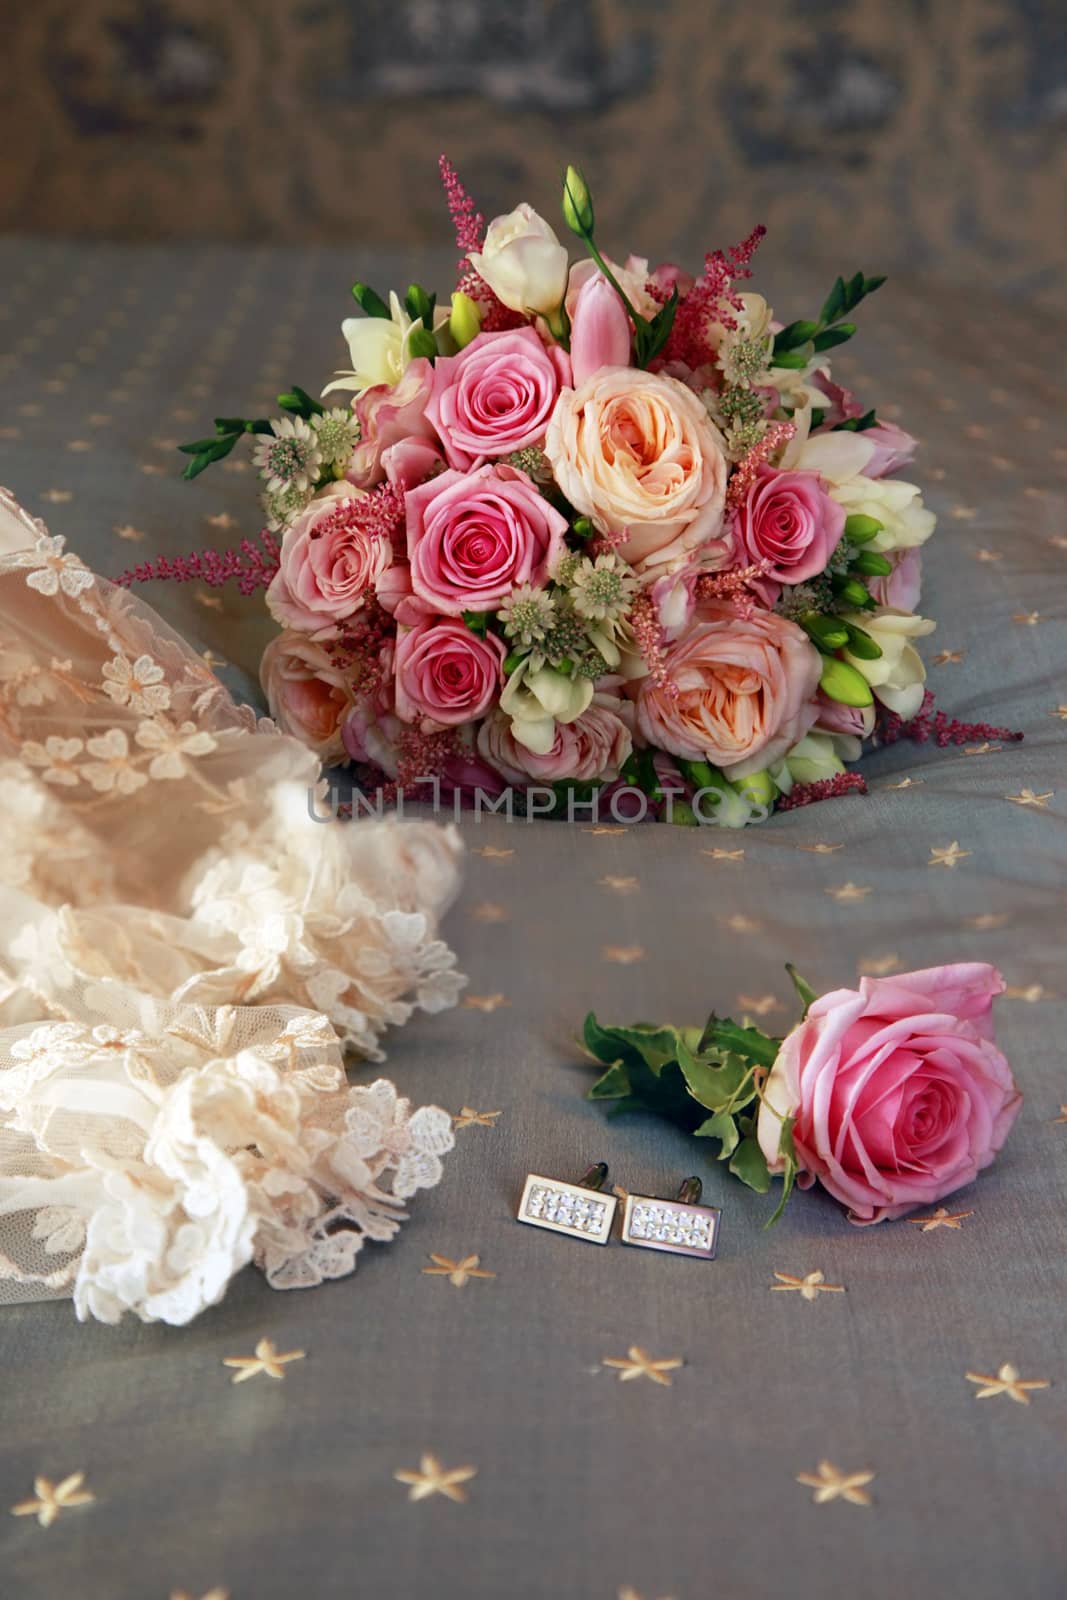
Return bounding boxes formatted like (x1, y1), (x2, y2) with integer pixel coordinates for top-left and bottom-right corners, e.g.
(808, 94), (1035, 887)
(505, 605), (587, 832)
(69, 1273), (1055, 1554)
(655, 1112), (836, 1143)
(0, 239), (1064, 1600)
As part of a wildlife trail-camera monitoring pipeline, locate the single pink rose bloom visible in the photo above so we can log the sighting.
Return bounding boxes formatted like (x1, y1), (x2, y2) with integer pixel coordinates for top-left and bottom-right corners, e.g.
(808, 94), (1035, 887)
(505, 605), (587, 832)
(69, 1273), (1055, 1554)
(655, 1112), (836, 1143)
(383, 434), (445, 490)
(347, 357), (439, 489)
(405, 463), (567, 616)
(757, 964), (1022, 1224)
(861, 420), (918, 478)
(265, 487), (396, 635)
(732, 466), (846, 587)
(569, 272), (632, 385)
(635, 601), (822, 778)
(869, 547), (923, 611)
(425, 327), (570, 471)
(393, 615), (505, 728)
(477, 692), (634, 785)
(260, 629), (357, 764)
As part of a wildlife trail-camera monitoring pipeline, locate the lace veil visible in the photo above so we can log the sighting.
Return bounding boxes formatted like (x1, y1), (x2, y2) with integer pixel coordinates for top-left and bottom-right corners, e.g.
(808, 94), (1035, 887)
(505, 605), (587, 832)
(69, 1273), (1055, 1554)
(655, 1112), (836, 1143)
(0, 488), (465, 1324)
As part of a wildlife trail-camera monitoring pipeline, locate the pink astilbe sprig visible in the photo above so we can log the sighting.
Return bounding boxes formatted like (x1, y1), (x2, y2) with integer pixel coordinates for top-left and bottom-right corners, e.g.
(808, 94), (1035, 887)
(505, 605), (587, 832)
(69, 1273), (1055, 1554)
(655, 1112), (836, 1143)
(322, 592), (393, 697)
(776, 772), (869, 810)
(725, 420), (796, 511)
(656, 224), (767, 370)
(694, 560), (772, 619)
(324, 481), (407, 551)
(112, 530), (281, 595)
(439, 154), (485, 270)
(630, 592), (678, 701)
(879, 690), (1024, 749)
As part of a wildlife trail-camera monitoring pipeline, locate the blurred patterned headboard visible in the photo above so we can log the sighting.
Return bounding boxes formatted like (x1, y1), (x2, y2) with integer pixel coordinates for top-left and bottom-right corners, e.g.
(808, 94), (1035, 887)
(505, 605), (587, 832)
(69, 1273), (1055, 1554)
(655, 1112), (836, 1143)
(4, 0), (1065, 307)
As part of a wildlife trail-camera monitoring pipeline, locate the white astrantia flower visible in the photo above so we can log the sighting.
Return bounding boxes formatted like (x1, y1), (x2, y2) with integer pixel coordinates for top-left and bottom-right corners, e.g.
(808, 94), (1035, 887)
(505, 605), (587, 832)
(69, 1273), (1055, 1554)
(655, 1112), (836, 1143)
(568, 553), (638, 624)
(261, 480), (313, 534)
(311, 406), (361, 472)
(497, 583), (556, 647)
(252, 416), (323, 494)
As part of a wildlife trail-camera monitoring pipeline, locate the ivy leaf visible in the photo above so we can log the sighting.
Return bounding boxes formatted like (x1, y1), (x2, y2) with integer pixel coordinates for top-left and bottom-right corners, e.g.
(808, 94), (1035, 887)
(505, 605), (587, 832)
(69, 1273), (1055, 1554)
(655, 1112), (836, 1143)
(729, 1135), (771, 1193)
(697, 1014), (780, 1067)
(675, 1040), (755, 1112)
(588, 1060), (632, 1100)
(694, 1108), (741, 1160)
(785, 964), (818, 1017)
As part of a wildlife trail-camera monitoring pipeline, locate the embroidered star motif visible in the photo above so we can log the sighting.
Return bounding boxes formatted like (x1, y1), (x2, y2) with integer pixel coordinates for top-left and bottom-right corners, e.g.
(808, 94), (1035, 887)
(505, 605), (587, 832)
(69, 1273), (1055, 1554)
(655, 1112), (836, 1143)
(929, 842), (971, 869)
(966, 912), (1009, 930)
(201, 649), (227, 670)
(113, 523), (146, 542)
(932, 649), (965, 665)
(462, 993), (510, 1012)
(799, 842), (843, 854)
(738, 994), (783, 1017)
(222, 1338), (305, 1384)
(859, 953), (900, 976)
(140, 462), (165, 476)
(796, 1461), (875, 1506)
(1053, 1106), (1067, 1124)
(1050, 705), (1067, 721)
(394, 1453), (477, 1503)
(1007, 789), (1053, 809)
(171, 1589), (229, 1600)
(1012, 611), (1042, 626)
(422, 1254), (495, 1288)
(722, 913), (761, 933)
(584, 825), (627, 836)
(883, 775), (923, 790)
(618, 1589), (676, 1600)
(966, 1363), (1050, 1405)
(702, 847), (745, 862)
(603, 945), (645, 964)
(40, 489), (73, 504)
(472, 846), (514, 861)
(66, 439), (91, 453)
(1005, 983), (1047, 1002)
(909, 1208), (973, 1231)
(453, 1107), (501, 1130)
(195, 591), (225, 611)
(599, 874), (640, 892)
(973, 547), (1002, 562)
(826, 882), (872, 902)
(470, 900), (508, 923)
(11, 1473), (95, 1528)
(949, 505), (977, 520)
(602, 1346), (684, 1387)
(772, 1271), (845, 1301)
(207, 512), (238, 529)
(964, 742), (1002, 756)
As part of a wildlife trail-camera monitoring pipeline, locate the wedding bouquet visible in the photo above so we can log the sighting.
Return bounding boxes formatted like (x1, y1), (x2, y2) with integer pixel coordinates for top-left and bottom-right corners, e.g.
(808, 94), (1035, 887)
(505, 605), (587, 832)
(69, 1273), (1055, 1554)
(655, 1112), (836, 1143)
(168, 158), (943, 827)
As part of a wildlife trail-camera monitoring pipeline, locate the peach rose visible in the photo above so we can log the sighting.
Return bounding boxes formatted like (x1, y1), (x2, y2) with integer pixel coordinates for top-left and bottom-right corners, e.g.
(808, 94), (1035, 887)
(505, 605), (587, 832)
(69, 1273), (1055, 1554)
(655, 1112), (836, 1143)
(635, 601), (821, 778)
(260, 630), (355, 764)
(477, 692), (633, 785)
(544, 367), (729, 579)
(265, 486), (395, 635)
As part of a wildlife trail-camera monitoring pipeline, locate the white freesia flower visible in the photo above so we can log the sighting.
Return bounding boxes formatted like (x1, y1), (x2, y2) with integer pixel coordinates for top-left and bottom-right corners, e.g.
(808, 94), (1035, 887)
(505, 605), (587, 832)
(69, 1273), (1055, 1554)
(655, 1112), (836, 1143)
(500, 661), (594, 755)
(326, 292), (448, 397)
(840, 606), (936, 717)
(831, 473), (937, 554)
(468, 204), (570, 317)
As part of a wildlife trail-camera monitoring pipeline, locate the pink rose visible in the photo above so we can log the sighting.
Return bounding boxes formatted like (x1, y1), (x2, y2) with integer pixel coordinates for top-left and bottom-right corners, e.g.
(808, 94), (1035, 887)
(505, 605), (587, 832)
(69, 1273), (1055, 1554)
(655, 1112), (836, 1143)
(545, 367), (730, 580)
(260, 630), (355, 763)
(477, 693), (634, 784)
(347, 357), (440, 489)
(266, 487), (396, 635)
(635, 601), (821, 778)
(757, 965), (1022, 1224)
(732, 466), (845, 587)
(425, 328), (570, 471)
(405, 463), (567, 616)
(394, 616), (505, 728)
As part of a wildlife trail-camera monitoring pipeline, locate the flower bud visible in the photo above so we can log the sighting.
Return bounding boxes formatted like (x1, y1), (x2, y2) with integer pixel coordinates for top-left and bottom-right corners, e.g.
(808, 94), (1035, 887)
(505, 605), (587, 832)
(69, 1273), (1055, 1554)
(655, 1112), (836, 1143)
(449, 291), (482, 350)
(844, 513), (883, 545)
(731, 768), (777, 809)
(819, 655), (875, 708)
(405, 326), (439, 362)
(569, 271), (632, 383)
(562, 165), (594, 235)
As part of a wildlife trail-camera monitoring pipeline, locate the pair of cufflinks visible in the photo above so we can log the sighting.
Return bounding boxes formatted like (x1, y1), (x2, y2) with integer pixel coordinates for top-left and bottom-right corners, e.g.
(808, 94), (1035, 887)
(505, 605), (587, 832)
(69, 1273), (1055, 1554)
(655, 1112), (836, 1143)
(517, 1162), (721, 1259)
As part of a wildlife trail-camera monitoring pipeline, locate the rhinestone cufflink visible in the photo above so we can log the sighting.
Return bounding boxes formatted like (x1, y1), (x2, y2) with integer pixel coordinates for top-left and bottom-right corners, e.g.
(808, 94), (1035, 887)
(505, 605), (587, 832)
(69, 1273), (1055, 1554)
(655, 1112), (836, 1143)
(619, 1176), (721, 1259)
(517, 1161), (617, 1246)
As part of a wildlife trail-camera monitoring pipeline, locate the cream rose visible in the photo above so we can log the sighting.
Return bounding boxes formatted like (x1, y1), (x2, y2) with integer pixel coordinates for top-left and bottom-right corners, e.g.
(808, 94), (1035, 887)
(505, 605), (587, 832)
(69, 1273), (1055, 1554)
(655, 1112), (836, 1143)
(467, 205), (570, 318)
(839, 606), (935, 718)
(544, 368), (729, 579)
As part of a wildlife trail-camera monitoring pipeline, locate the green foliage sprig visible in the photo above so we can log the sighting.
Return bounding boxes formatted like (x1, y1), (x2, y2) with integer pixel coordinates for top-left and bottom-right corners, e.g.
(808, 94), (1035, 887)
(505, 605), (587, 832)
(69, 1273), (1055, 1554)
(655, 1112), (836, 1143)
(771, 271), (886, 369)
(583, 965), (817, 1223)
(177, 386), (322, 481)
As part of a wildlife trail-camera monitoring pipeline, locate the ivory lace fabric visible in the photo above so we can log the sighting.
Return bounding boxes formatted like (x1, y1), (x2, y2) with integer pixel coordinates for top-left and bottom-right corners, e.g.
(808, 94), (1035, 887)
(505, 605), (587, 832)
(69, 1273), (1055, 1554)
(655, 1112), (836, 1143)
(0, 488), (465, 1324)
